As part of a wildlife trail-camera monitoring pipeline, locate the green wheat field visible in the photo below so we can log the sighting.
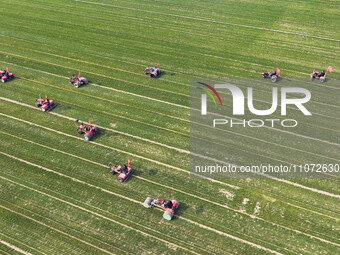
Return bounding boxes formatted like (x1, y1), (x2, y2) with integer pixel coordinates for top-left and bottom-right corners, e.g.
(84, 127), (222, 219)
(0, 0), (339, 254)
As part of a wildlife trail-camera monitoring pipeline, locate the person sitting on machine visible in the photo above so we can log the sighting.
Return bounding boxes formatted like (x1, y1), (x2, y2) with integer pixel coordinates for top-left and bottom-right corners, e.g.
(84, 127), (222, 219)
(43, 96), (50, 106)
(318, 70), (325, 77)
(70, 75), (76, 83)
(163, 200), (173, 209)
(119, 165), (129, 174)
(80, 122), (87, 132)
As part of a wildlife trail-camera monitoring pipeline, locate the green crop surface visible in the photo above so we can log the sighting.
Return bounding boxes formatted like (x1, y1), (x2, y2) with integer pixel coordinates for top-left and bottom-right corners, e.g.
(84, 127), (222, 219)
(0, 0), (339, 254)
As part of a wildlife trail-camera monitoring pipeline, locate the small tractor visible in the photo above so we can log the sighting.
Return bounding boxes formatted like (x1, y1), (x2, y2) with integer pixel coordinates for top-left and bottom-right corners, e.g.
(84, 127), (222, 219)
(145, 63), (161, 78)
(35, 95), (56, 112)
(143, 196), (179, 221)
(75, 120), (99, 141)
(70, 74), (88, 88)
(109, 159), (133, 182)
(262, 71), (278, 82)
(0, 68), (14, 83)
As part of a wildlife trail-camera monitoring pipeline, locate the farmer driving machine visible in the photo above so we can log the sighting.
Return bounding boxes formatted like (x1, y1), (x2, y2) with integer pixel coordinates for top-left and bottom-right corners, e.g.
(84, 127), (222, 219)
(262, 70), (279, 82)
(70, 72), (88, 88)
(145, 62), (161, 78)
(35, 95), (56, 112)
(0, 67), (14, 83)
(75, 120), (99, 141)
(143, 196), (179, 221)
(108, 158), (133, 182)
(310, 70), (326, 82)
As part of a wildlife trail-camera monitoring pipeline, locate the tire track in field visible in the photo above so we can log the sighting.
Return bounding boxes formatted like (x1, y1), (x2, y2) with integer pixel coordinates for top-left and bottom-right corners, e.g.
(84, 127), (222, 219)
(0, 92), (263, 180)
(2, 42), (340, 114)
(2, 47), (338, 120)
(0, 241), (33, 255)
(3, 17), (338, 102)
(0, 59), (189, 109)
(2, 95), (340, 182)
(10, 80), (338, 176)
(6, 46), (338, 125)
(8, 1), (340, 59)
(0, 205), (116, 255)
(0, 249), (10, 255)
(0, 111), (238, 189)
(73, 0), (340, 34)
(0, 49), (189, 99)
(2, 94), (339, 181)
(0, 233), (47, 255)
(17, 77), (189, 136)
(22, 0), (335, 54)
(1, 21), (262, 79)
(1, 57), (339, 148)
(0, 96), (189, 154)
(4, 31), (333, 93)
(0, 171), (282, 255)
(0, 27), (312, 86)
(0, 96), (233, 177)
(12, 0), (340, 51)
(2, 35), (339, 109)
(0, 176), (201, 255)
(0, 198), (146, 255)
(0, 157), (289, 255)
(3, 60), (340, 160)
(0, 130), (228, 199)
(0, 24), (315, 82)
(1, 95), (339, 180)
(4, 92), (339, 185)
(6, 74), (340, 166)
(0, 63), (189, 123)
(282, 201), (339, 221)
(74, 0), (340, 43)
(0, 182), (212, 255)
(2, 130), (339, 246)
(0, 36), (189, 87)
(1, 101), (339, 197)
(0, 54), (340, 144)
(6, 87), (340, 181)
(3, 153), (340, 254)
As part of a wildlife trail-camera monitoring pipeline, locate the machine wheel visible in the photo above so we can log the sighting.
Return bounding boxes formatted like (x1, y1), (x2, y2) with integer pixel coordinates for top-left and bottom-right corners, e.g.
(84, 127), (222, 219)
(74, 83), (80, 88)
(320, 77), (326, 83)
(310, 76), (315, 81)
(271, 76), (277, 82)
(84, 133), (93, 141)
(1, 79), (5, 83)
(143, 197), (155, 208)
